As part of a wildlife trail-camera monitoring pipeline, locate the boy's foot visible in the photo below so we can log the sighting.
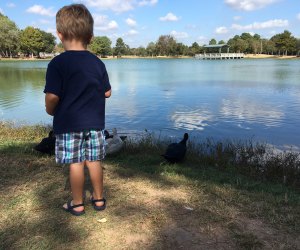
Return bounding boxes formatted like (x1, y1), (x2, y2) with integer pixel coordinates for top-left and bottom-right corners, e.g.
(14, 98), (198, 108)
(63, 201), (85, 216)
(90, 196), (106, 211)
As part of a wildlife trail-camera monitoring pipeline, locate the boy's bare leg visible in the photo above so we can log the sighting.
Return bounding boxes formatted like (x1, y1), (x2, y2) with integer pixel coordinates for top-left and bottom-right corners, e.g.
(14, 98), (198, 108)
(63, 162), (85, 212)
(86, 160), (104, 206)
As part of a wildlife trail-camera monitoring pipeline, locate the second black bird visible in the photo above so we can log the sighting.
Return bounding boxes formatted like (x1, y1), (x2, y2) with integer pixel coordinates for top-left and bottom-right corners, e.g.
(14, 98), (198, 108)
(162, 133), (189, 163)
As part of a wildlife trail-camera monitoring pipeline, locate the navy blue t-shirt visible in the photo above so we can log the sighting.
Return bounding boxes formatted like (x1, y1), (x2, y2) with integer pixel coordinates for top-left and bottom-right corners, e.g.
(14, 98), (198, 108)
(44, 50), (111, 134)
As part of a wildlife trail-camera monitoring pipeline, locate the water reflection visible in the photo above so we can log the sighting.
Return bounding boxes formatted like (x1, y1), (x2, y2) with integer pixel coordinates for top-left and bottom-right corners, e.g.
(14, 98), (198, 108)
(220, 98), (284, 127)
(171, 109), (213, 131)
(0, 61), (49, 123)
(1, 59), (300, 147)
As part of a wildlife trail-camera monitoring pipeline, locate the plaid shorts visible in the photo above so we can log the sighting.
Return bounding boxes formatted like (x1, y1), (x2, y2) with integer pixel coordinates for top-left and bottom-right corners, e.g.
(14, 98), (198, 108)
(55, 130), (106, 164)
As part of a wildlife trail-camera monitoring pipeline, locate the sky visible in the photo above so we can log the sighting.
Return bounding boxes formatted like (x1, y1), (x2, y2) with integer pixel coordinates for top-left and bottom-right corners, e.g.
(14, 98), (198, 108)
(0, 0), (299, 47)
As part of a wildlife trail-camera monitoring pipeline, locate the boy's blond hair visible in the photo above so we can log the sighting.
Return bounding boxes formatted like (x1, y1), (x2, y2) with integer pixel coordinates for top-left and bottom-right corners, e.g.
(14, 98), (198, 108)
(56, 4), (93, 46)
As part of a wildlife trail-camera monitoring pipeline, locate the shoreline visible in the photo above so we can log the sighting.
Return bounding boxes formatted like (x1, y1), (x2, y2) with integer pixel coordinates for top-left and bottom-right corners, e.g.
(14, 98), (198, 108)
(1, 54), (299, 61)
(244, 54), (299, 59)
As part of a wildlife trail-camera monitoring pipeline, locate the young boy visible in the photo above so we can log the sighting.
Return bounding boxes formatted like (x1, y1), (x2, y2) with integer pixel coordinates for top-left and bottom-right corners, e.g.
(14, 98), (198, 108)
(44, 4), (111, 216)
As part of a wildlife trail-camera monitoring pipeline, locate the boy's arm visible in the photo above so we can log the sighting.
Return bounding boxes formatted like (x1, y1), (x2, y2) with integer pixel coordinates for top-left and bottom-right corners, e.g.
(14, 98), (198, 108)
(45, 93), (59, 116)
(105, 89), (112, 98)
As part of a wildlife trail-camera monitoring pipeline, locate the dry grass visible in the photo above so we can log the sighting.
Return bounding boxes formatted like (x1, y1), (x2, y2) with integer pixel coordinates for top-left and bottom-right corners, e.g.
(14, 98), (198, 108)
(0, 123), (299, 249)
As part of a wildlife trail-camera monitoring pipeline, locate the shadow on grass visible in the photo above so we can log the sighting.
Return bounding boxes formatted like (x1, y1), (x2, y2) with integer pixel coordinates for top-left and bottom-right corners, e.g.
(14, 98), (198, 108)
(0, 142), (299, 249)
(0, 144), (87, 249)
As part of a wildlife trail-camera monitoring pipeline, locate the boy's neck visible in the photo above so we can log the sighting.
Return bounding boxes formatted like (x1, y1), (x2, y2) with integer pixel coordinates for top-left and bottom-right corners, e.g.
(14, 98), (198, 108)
(63, 39), (87, 51)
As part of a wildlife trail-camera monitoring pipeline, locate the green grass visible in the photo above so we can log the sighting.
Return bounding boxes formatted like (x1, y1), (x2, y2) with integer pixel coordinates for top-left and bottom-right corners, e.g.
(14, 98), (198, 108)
(0, 123), (299, 249)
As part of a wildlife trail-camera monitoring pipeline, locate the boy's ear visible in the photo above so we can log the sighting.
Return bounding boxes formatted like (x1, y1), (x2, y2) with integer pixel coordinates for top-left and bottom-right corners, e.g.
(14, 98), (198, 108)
(57, 31), (64, 42)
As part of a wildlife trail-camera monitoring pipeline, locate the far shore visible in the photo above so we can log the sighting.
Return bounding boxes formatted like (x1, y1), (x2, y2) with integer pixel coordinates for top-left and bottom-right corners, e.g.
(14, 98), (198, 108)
(244, 54), (299, 59)
(0, 54), (299, 61)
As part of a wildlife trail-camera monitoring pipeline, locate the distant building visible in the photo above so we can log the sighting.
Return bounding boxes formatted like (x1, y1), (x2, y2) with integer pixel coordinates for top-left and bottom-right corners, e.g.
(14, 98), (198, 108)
(195, 44), (244, 60)
(203, 44), (230, 53)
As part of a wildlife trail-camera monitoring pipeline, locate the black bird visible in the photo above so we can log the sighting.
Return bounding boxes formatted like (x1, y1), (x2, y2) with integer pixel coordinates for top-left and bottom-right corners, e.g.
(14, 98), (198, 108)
(34, 130), (56, 155)
(104, 129), (127, 141)
(162, 133), (189, 163)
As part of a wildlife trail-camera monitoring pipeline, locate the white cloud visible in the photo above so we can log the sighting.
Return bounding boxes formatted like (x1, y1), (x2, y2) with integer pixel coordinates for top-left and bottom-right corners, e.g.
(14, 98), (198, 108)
(79, 0), (134, 13)
(138, 0), (158, 6)
(232, 19), (288, 30)
(127, 29), (139, 35)
(26, 5), (55, 17)
(7, 3), (16, 8)
(94, 15), (119, 32)
(170, 30), (188, 39)
(297, 13), (300, 20)
(126, 18), (137, 27)
(0, 8), (4, 14)
(79, 0), (157, 12)
(159, 13), (179, 22)
(233, 16), (242, 21)
(225, 0), (279, 11)
(215, 26), (229, 34)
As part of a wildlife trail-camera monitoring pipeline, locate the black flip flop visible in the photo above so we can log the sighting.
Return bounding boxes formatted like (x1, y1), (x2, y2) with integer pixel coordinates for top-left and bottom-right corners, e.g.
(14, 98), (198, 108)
(90, 197), (106, 211)
(63, 201), (85, 216)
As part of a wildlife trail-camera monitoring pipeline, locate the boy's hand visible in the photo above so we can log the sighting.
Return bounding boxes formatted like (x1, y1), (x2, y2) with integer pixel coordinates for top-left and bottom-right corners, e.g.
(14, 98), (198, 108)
(105, 89), (111, 98)
(45, 93), (60, 116)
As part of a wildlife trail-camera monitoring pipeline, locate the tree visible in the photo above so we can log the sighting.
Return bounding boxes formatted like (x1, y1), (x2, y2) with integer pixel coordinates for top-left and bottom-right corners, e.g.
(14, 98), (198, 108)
(146, 42), (156, 57)
(235, 32), (253, 53)
(262, 39), (275, 55)
(218, 40), (225, 44)
(135, 46), (147, 57)
(228, 36), (248, 53)
(0, 13), (20, 57)
(240, 32), (252, 41)
(175, 43), (186, 56)
(125, 44), (131, 55)
(296, 39), (300, 56)
(114, 37), (127, 57)
(189, 42), (202, 56)
(89, 36), (112, 57)
(155, 35), (177, 56)
(209, 38), (217, 45)
(271, 30), (297, 55)
(250, 39), (261, 54)
(40, 30), (56, 53)
(253, 34), (261, 40)
(20, 27), (44, 57)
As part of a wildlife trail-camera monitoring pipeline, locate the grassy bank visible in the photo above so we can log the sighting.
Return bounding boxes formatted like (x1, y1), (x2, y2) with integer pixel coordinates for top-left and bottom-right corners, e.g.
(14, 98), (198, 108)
(0, 123), (299, 249)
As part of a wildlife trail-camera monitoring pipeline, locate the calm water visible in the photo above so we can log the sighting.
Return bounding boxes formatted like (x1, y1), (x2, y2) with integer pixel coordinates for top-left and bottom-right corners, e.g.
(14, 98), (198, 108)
(0, 58), (300, 149)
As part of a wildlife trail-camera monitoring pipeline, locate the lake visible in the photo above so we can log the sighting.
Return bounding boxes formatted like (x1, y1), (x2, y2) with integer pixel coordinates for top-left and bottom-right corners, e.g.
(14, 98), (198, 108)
(0, 58), (300, 149)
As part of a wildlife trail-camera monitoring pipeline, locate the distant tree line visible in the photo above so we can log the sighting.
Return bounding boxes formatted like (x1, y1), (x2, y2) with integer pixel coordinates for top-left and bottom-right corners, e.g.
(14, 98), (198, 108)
(91, 30), (300, 57)
(0, 13), (56, 57)
(1, 13), (300, 58)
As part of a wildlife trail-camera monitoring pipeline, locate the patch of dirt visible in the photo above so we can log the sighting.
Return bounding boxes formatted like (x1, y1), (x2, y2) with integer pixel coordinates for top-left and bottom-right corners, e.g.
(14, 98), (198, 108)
(233, 217), (300, 249)
(161, 223), (235, 250)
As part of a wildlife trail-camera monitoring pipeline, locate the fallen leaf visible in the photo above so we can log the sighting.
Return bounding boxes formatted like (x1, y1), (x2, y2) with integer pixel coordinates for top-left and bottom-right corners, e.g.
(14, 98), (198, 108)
(183, 206), (194, 211)
(97, 218), (107, 223)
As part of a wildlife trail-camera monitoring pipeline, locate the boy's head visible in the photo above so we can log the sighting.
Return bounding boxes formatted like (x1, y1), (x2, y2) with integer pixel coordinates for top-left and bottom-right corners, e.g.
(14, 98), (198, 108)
(56, 4), (93, 47)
